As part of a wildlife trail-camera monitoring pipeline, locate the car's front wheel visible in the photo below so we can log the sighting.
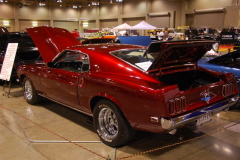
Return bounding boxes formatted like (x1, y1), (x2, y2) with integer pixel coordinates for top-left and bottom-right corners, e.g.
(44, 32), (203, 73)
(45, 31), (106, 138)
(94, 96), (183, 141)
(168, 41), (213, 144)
(93, 99), (135, 147)
(23, 77), (41, 104)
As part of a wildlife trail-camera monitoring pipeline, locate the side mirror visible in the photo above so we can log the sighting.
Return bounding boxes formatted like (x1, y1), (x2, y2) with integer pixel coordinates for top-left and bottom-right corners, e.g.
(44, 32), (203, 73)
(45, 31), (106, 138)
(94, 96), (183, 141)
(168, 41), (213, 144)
(46, 62), (54, 68)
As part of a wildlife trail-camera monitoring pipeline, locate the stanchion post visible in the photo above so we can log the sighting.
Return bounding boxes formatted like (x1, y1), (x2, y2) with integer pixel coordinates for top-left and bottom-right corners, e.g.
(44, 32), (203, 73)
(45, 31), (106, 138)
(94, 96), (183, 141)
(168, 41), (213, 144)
(2, 79), (11, 97)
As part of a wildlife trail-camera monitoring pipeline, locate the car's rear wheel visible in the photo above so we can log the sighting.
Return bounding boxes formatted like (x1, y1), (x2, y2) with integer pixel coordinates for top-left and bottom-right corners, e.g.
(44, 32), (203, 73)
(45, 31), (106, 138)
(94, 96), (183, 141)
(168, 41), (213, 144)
(93, 99), (135, 147)
(23, 77), (41, 104)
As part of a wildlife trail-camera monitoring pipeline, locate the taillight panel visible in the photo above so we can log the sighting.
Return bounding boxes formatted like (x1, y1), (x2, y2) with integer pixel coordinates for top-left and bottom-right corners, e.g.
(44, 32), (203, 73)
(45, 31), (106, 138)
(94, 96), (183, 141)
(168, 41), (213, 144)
(168, 96), (186, 115)
(222, 83), (234, 97)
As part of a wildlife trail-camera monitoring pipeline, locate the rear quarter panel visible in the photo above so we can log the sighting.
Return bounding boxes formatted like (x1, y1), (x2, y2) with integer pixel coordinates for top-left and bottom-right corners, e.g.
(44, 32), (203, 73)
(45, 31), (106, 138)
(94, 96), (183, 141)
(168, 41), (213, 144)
(79, 71), (167, 133)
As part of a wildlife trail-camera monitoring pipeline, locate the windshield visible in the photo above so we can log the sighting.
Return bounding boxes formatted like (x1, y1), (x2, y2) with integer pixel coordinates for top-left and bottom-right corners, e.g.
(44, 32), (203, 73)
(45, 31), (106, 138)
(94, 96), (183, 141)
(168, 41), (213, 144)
(111, 49), (154, 71)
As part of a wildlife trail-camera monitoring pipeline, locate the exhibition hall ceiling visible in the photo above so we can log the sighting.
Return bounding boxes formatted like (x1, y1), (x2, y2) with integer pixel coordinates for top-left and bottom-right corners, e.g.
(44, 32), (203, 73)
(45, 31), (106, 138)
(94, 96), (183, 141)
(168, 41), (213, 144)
(0, 0), (179, 8)
(3, 0), (150, 8)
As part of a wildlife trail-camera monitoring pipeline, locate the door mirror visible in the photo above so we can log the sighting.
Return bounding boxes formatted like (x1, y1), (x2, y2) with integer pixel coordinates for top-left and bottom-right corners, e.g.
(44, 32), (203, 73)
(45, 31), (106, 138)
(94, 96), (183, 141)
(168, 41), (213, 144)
(46, 62), (54, 68)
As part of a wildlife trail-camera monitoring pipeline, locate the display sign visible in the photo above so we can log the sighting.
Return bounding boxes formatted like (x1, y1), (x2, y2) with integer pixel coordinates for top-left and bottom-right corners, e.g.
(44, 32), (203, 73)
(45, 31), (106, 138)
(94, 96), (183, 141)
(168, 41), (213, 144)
(219, 32), (235, 52)
(67, 18), (78, 21)
(0, 43), (18, 81)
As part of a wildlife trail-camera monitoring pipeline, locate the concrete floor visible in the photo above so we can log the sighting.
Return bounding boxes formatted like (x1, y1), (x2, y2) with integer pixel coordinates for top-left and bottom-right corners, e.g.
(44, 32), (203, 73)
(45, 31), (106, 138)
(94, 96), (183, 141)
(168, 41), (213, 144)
(0, 82), (240, 160)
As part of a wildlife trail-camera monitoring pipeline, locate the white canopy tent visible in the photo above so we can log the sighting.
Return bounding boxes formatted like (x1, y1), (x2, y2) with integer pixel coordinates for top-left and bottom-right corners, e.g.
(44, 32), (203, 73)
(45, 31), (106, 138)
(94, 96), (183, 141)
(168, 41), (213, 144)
(113, 23), (132, 30)
(130, 21), (157, 30)
(130, 21), (157, 36)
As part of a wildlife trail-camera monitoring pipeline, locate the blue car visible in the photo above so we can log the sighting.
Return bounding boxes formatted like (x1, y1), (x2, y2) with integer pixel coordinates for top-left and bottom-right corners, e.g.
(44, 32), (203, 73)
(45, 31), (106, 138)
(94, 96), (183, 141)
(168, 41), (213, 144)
(198, 50), (240, 109)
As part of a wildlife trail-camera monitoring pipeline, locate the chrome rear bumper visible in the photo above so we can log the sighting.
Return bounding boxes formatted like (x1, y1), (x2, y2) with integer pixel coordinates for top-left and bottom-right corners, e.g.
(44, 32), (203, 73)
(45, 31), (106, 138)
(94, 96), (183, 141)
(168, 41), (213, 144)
(161, 94), (239, 131)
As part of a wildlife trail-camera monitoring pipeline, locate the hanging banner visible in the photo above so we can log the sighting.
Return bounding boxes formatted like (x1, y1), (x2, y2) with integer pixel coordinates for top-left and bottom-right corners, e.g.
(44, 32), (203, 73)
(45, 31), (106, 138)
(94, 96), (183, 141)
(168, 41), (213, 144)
(0, 43), (18, 81)
(219, 32), (235, 52)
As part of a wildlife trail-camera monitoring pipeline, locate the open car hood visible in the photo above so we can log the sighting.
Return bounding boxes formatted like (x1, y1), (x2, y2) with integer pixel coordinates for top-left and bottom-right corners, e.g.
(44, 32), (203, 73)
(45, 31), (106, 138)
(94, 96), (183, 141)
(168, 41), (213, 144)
(26, 26), (80, 62)
(146, 40), (215, 71)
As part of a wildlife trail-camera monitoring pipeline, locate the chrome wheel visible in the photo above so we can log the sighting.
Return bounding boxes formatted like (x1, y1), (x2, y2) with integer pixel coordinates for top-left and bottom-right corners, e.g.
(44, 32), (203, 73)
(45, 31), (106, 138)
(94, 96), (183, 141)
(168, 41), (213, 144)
(93, 99), (135, 147)
(23, 77), (41, 105)
(98, 107), (118, 141)
(24, 79), (33, 100)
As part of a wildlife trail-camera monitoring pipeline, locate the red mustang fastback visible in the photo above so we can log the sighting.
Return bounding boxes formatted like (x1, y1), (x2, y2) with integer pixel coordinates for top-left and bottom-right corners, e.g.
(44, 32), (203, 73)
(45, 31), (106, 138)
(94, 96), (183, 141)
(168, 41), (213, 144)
(17, 26), (239, 147)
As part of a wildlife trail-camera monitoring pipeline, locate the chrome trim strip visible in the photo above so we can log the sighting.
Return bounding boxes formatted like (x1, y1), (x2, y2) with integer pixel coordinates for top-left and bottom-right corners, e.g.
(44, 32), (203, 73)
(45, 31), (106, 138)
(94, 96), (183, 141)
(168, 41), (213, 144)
(161, 94), (239, 131)
(39, 94), (93, 117)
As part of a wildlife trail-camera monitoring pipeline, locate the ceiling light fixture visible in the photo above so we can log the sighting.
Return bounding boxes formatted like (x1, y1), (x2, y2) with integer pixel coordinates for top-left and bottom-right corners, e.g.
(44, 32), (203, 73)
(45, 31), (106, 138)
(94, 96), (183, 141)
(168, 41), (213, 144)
(32, 21), (38, 27)
(3, 21), (10, 26)
(92, 2), (99, 5)
(38, 2), (45, 6)
(83, 22), (88, 27)
(56, 0), (62, 2)
(72, 5), (77, 8)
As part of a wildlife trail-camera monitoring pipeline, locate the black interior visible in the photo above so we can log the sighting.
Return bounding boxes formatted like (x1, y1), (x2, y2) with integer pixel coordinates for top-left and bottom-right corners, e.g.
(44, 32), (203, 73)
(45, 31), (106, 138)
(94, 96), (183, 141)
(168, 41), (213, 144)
(159, 70), (220, 91)
(208, 50), (240, 68)
(55, 61), (83, 72)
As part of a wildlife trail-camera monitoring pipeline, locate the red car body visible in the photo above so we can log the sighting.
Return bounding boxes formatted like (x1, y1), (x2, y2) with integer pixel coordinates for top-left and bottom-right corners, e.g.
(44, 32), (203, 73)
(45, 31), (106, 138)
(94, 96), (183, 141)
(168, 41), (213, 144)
(17, 26), (239, 147)
(81, 37), (114, 44)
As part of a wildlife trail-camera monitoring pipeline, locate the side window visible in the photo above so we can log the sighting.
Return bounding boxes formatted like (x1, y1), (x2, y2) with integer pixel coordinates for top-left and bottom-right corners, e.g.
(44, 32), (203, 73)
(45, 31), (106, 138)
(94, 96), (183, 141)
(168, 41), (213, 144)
(54, 51), (90, 72)
(55, 61), (82, 72)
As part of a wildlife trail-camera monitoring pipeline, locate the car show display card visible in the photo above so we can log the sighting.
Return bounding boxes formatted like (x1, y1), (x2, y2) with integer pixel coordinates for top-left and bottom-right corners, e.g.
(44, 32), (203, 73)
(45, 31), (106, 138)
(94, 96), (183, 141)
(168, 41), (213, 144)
(0, 43), (18, 81)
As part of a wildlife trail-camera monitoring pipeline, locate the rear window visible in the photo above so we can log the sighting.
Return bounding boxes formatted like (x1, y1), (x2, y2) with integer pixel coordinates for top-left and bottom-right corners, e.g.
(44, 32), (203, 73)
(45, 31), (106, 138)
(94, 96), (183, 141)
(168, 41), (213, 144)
(111, 49), (154, 71)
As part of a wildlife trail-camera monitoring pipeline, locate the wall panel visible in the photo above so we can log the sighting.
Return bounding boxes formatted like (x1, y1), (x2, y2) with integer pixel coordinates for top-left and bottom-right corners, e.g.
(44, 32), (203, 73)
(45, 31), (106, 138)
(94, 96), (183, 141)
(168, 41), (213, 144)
(53, 21), (79, 31)
(80, 7), (97, 19)
(194, 13), (224, 27)
(100, 4), (118, 18)
(123, 0), (147, 15)
(123, 17), (145, 26)
(0, 3), (14, 17)
(18, 6), (49, 19)
(149, 16), (170, 28)
(188, 0), (232, 10)
(19, 20), (50, 31)
(52, 6), (79, 20)
(87, 20), (97, 29)
(100, 19), (118, 29)
(185, 14), (194, 27)
(151, 0), (182, 27)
